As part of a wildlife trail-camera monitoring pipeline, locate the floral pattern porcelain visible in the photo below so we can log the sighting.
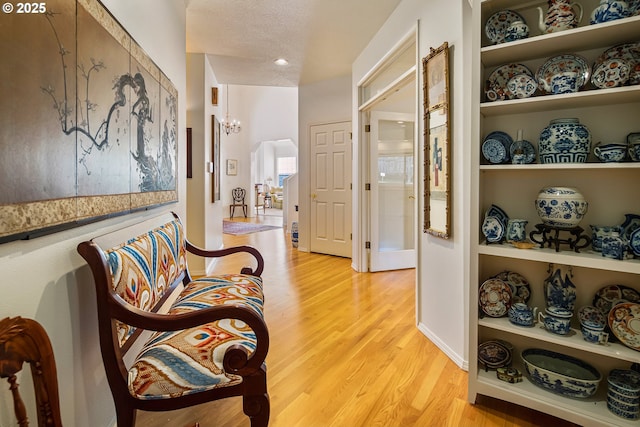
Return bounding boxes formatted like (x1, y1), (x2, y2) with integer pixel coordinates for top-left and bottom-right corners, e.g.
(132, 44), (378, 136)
(538, 118), (591, 163)
(485, 10), (526, 44)
(537, 0), (584, 33)
(493, 270), (531, 303)
(591, 58), (631, 89)
(590, 224), (623, 251)
(630, 228), (640, 256)
(485, 204), (509, 225)
(597, 42), (640, 85)
(621, 213), (640, 241)
(486, 64), (534, 101)
(590, 0), (631, 24)
(504, 20), (530, 42)
(506, 73), (537, 99)
(579, 305), (607, 329)
(535, 186), (588, 229)
(593, 142), (628, 162)
(482, 138), (508, 163)
(536, 54), (590, 94)
(478, 340), (512, 369)
(609, 302), (640, 350)
(593, 284), (640, 315)
(479, 278), (512, 317)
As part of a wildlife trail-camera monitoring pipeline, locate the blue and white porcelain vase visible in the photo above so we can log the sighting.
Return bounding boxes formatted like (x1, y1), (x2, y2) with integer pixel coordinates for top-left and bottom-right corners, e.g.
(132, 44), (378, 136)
(590, 0), (631, 24)
(539, 118), (591, 163)
(535, 186), (588, 228)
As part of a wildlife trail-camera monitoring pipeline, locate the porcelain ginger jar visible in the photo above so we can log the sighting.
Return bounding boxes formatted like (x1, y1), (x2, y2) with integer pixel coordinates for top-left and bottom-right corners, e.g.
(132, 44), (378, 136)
(535, 186), (588, 229)
(539, 118), (591, 163)
(590, 0), (631, 24)
(538, 0), (584, 33)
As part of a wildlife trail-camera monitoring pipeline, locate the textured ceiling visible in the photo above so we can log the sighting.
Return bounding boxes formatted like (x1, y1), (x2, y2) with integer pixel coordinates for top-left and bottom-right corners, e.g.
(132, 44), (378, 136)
(185, 0), (402, 87)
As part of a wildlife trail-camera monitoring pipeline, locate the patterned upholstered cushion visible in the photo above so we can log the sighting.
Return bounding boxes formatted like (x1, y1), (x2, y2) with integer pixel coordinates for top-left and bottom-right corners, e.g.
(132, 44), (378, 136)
(105, 220), (187, 346)
(128, 274), (264, 399)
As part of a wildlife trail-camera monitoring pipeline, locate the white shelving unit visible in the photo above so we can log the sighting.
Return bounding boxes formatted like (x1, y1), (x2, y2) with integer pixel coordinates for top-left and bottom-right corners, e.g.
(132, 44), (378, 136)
(469, 1), (640, 426)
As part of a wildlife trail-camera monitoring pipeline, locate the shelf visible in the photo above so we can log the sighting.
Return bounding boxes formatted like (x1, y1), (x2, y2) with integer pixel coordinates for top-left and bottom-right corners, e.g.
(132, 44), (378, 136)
(480, 163), (640, 171)
(480, 85), (640, 116)
(479, 317), (640, 364)
(478, 242), (640, 274)
(481, 16), (640, 67)
(475, 368), (638, 427)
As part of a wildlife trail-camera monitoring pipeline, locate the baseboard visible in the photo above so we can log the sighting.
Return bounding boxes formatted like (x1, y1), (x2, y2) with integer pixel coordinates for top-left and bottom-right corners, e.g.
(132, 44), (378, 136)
(417, 322), (468, 371)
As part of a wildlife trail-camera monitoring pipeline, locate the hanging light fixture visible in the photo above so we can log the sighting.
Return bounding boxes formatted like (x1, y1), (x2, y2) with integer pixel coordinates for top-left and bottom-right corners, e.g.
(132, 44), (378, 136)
(221, 84), (241, 135)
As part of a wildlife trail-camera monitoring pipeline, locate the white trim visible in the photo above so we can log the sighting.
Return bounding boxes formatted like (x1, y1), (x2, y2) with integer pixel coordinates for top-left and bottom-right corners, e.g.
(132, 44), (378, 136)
(357, 26), (418, 87)
(358, 66), (416, 112)
(418, 321), (468, 370)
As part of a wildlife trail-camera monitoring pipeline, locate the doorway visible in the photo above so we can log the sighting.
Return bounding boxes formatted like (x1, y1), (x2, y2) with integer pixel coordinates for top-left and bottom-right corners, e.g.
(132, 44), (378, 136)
(358, 32), (417, 272)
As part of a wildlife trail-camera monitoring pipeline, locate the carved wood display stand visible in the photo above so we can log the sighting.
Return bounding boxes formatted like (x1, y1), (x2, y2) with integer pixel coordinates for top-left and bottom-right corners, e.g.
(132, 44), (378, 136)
(529, 223), (591, 253)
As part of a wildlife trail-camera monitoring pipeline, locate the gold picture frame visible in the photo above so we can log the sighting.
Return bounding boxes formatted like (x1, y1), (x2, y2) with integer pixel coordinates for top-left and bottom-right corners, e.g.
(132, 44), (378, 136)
(212, 87), (218, 105)
(423, 42), (451, 239)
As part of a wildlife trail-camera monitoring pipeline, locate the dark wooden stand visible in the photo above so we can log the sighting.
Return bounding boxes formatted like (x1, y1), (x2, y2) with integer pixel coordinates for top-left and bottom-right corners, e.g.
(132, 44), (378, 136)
(529, 223), (591, 253)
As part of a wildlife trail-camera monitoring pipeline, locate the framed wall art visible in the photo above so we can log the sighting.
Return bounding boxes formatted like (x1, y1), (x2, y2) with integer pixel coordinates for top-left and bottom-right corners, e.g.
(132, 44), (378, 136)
(227, 159), (238, 176)
(211, 87), (218, 105)
(212, 115), (221, 202)
(0, 0), (178, 244)
(423, 41), (451, 239)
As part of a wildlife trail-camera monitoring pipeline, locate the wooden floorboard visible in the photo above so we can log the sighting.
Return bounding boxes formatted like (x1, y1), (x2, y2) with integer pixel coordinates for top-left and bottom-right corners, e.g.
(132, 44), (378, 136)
(136, 215), (578, 427)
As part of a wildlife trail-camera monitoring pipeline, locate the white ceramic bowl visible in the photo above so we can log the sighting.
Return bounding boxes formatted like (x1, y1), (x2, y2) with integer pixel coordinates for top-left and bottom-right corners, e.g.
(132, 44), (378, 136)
(521, 348), (602, 398)
(535, 186), (588, 228)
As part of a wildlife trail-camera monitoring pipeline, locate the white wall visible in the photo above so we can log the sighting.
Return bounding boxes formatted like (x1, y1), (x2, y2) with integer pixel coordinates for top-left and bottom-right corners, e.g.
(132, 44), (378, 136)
(298, 75), (352, 252)
(186, 53), (224, 275)
(0, 2), (187, 426)
(352, 0), (469, 367)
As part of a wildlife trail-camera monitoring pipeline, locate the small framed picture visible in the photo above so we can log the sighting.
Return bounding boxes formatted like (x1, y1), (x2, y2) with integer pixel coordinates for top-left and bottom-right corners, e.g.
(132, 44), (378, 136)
(211, 87), (218, 105)
(227, 159), (238, 176)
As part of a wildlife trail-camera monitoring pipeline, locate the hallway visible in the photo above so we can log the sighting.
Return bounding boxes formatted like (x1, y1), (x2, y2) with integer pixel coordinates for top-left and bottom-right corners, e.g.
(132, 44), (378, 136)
(137, 222), (575, 427)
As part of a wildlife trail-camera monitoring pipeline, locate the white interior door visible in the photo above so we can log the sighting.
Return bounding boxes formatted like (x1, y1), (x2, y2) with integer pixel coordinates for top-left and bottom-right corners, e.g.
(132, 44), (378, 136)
(310, 121), (352, 258)
(369, 111), (416, 271)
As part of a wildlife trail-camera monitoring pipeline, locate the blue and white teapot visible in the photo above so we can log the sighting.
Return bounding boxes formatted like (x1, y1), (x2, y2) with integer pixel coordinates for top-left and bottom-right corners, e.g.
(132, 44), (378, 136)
(590, 0), (631, 24)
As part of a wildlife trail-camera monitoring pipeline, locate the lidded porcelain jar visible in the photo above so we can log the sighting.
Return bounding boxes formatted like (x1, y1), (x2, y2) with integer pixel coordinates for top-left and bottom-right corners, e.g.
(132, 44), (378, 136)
(535, 186), (588, 229)
(590, 0), (631, 24)
(539, 118), (591, 163)
(505, 20), (530, 42)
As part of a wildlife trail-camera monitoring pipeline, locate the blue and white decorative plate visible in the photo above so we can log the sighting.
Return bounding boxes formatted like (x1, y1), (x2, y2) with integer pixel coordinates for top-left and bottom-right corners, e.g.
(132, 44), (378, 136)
(630, 228), (640, 257)
(485, 204), (509, 225)
(485, 10), (526, 45)
(485, 131), (513, 161)
(509, 140), (536, 164)
(482, 138), (507, 163)
(482, 215), (505, 243)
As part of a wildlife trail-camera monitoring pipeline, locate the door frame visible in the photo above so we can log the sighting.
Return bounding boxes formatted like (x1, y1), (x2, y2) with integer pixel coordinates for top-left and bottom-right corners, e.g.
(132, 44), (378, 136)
(354, 28), (418, 272)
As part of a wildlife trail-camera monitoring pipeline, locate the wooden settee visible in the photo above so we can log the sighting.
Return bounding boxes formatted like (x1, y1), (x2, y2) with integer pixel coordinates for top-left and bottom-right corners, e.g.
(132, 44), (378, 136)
(77, 212), (269, 427)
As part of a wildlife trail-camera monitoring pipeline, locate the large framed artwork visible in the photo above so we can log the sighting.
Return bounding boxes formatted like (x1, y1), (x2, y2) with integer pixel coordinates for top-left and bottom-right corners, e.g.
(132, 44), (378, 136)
(423, 42), (451, 239)
(212, 115), (221, 202)
(0, 0), (178, 243)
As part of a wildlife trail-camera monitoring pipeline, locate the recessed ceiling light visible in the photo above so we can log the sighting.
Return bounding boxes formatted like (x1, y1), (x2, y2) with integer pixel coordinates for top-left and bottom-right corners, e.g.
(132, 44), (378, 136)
(274, 58), (289, 66)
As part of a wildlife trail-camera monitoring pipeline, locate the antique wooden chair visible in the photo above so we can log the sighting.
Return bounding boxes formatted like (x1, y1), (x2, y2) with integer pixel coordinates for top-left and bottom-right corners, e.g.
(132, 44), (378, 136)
(0, 316), (63, 427)
(230, 187), (248, 218)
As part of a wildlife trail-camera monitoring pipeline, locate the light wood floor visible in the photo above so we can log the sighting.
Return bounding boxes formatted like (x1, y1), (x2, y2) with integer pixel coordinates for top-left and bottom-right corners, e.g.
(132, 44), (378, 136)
(137, 215), (577, 427)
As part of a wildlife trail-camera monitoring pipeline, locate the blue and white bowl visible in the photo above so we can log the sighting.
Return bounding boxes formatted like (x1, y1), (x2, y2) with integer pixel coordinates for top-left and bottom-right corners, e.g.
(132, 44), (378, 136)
(521, 348), (602, 398)
(535, 186), (588, 229)
(609, 389), (640, 405)
(594, 142), (628, 162)
(607, 399), (640, 420)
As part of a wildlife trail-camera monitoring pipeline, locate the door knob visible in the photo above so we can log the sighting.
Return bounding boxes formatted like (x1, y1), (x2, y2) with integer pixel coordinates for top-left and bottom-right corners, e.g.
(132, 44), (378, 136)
(409, 195), (416, 200)
(311, 193), (317, 200)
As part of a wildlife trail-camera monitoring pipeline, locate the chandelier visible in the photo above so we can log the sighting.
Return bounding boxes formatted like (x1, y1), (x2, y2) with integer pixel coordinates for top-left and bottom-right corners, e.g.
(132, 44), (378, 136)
(221, 84), (241, 135)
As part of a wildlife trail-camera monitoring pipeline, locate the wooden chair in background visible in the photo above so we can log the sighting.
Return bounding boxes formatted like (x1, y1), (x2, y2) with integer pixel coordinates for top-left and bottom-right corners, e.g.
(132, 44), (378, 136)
(0, 316), (63, 427)
(230, 187), (248, 218)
